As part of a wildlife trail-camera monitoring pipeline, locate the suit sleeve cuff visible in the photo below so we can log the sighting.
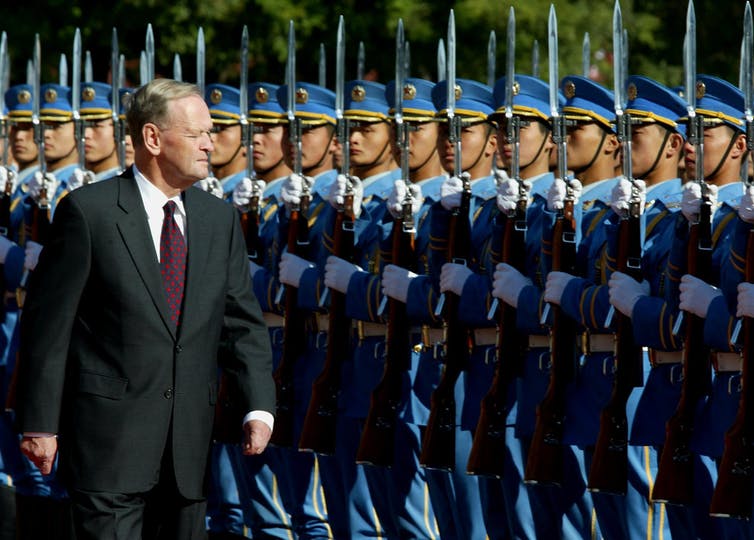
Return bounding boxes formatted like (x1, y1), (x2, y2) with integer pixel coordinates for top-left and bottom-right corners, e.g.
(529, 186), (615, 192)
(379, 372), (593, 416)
(242, 410), (274, 432)
(23, 432), (57, 438)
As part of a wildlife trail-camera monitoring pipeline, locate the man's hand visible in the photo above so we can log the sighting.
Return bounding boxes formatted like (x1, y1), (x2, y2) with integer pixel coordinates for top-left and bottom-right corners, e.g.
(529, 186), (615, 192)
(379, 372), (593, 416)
(242, 419), (272, 456)
(544, 271), (576, 306)
(546, 178), (583, 212)
(681, 181), (718, 223)
(608, 271), (650, 318)
(679, 274), (721, 318)
(20, 435), (58, 475)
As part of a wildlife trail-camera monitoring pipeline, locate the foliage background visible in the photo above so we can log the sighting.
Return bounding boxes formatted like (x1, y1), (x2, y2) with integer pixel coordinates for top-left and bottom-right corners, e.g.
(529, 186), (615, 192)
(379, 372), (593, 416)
(1, 0), (749, 92)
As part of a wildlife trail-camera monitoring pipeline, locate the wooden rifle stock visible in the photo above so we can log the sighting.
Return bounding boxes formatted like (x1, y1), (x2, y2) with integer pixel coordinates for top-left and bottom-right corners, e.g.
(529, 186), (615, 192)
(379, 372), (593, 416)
(709, 226), (754, 519)
(524, 198), (579, 486)
(269, 198), (310, 447)
(356, 209), (415, 466)
(467, 201), (527, 477)
(298, 195), (355, 454)
(588, 201), (644, 494)
(420, 190), (472, 471)
(652, 207), (713, 505)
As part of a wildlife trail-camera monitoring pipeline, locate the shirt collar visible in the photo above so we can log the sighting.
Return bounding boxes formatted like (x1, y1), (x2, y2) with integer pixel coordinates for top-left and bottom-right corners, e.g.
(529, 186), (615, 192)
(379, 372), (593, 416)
(133, 164), (186, 219)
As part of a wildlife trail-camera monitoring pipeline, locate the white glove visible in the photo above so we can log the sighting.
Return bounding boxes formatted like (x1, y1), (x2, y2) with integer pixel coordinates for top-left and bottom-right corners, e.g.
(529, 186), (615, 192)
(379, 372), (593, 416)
(440, 172), (470, 210)
(280, 173), (314, 211)
(608, 271), (650, 318)
(67, 168), (95, 192)
(678, 274), (721, 318)
(544, 271), (576, 306)
(0, 166), (17, 195)
(681, 181), (718, 223)
(249, 261), (263, 279)
(546, 178), (583, 212)
(278, 252), (314, 288)
(327, 174), (363, 219)
(0, 236), (13, 264)
(324, 255), (362, 293)
(381, 264), (417, 303)
(24, 240), (42, 271)
(610, 177), (646, 216)
(738, 185), (754, 224)
(387, 180), (422, 219)
(439, 262), (473, 295)
(232, 177), (266, 209)
(28, 172), (59, 204)
(737, 282), (754, 318)
(492, 262), (533, 308)
(195, 177), (224, 199)
(496, 175), (531, 214)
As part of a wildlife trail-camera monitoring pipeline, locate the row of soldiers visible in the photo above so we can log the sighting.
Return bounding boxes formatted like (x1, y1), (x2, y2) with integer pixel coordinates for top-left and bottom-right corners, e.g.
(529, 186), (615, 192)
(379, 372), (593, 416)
(1, 11), (754, 540)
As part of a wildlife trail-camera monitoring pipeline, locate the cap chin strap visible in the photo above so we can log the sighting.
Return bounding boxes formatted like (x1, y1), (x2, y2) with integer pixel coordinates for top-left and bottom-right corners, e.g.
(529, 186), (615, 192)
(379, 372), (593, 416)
(704, 131), (740, 182)
(634, 128), (672, 180)
(410, 148), (438, 177)
(571, 128), (608, 177)
(462, 123), (494, 178)
(303, 129), (336, 176)
(518, 125), (551, 172)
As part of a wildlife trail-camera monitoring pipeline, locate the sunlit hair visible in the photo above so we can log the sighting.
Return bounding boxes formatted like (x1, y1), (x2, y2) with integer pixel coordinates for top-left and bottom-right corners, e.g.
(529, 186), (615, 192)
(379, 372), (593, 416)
(127, 79), (202, 148)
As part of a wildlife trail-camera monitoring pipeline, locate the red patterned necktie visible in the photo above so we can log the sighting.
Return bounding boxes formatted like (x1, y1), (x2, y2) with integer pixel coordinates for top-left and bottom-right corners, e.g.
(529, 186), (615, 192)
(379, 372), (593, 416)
(160, 201), (186, 328)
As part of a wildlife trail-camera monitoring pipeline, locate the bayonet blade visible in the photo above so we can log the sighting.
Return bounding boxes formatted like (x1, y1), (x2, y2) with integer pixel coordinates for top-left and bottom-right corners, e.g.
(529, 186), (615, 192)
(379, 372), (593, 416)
(487, 30), (496, 88)
(582, 32), (591, 78)
(357, 41), (365, 80)
(505, 8), (515, 116)
(0, 33), (6, 101)
(173, 53), (182, 81)
(743, 2), (753, 121)
(32, 36), (40, 120)
(140, 51), (148, 86)
(437, 39), (446, 82)
(85, 50), (93, 82)
(59, 54), (67, 87)
(335, 16), (345, 117)
(146, 24), (155, 82)
(72, 29), (81, 113)
(111, 28), (119, 114)
(197, 27), (205, 94)
(548, 5), (559, 118)
(405, 40), (411, 78)
(613, 1), (624, 113)
(118, 54), (125, 87)
(447, 9), (456, 116)
(287, 21), (296, 119)
(319, 43), (326, 88)
(684, 1), (697, 113)
(532, 39), (540, 78)
(395, 19), (405, 121)
(240, 26), (249, 115)
(26, 59), (33, 87)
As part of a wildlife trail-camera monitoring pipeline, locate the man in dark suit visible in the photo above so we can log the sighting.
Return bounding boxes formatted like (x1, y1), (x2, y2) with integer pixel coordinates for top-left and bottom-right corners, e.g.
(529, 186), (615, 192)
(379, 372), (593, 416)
(14, 78), (275, 540)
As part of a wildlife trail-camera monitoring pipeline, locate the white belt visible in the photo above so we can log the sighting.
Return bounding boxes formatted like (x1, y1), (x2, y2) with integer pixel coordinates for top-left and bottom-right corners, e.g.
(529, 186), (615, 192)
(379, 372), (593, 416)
(263, 313), (284, 328)
(528, 335), (550, 349)
(715, 352), (743, 373)
(582, 333), (615, 354)
(473, 328), (497, 347)
(356, 321), (386, 339)
(650, 350), (683, 366)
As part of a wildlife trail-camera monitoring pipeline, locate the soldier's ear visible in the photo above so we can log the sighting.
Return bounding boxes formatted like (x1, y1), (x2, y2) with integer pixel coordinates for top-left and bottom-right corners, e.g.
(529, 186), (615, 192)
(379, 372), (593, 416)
(731, 132), (747, 159)
(142, 123), (161, 156)
(666, 132), (684, 158)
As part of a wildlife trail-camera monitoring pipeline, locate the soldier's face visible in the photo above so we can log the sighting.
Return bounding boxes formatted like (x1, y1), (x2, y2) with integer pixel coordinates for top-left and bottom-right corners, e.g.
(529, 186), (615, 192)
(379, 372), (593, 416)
(437, 121), (492, 173)
(630, 123), (668, 179)
(289, 124), (334, 170)
(209, 123), (242, 168)
(407, 121), (439, 170)
(10, 123), (38, 165)
(497, 118), (553, 173)
(349, 121), (391, 167)
(252, 124), (285, 172)
(156, 95), (214, 185)
(43, 120), (76, 161)
(565, 121), (605, 171)
(684, 124), (739, 182)
(84, 119), (116, 164)
(124, 133), (135, 168)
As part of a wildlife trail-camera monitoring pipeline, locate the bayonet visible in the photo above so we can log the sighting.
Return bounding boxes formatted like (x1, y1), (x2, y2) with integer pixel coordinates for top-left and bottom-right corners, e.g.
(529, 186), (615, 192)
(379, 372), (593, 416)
(72, 29), (86, 171)
(582, 32), (591, 78)
(319, 43), (326, 88)
(59, 54), (67, 86)
(405, 41), (411, 78)
(287, 20), (302, 177)
(357, 41), (365, 80)
(239, 25), (255, 184)
(32, 34), (46, 177)
(111, 28), (125, 173)
(0, 33), (7, 166)
(26, 59), (33, 86)
(118, 54), (126, 87)
(532, 39), (540, 78)
(85, 50), (93, 82)
(146, 24), (155, 82)
(437, 39), (446, 82)
(487, 30), (497, 88)
(197, 27), (205, 94)
(173, 53), (182, 82)
(139, 51), (148, 86)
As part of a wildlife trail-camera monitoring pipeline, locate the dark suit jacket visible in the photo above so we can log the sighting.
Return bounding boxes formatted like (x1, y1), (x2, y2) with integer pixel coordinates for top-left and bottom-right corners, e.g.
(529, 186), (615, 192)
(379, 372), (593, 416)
(15, 167), (275, 498)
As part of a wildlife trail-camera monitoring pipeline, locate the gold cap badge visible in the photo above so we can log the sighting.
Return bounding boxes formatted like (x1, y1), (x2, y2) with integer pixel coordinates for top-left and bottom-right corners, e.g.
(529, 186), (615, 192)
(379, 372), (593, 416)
(296, 87), (309, 104)
(564, 81), (576, 99)
(44, 88), (58, 103)
(696, 81), (706, 99)
(82, 86), (96, 102)
(210, 88), (223, 105)
(513, 81), (520, 96)
(17, 90), (31, 104)
(255, 86), (269, 103)
(403, 83), (416, 100)
(627, 83), (638, 101)
(351, 85), (366, 102)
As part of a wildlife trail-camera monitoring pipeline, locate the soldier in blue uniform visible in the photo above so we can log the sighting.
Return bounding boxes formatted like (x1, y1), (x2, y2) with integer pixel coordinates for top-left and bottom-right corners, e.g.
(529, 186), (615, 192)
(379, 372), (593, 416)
(79, 81), (121, 182)
(609, 75), (747, 538)
(274, 82), (343, 539)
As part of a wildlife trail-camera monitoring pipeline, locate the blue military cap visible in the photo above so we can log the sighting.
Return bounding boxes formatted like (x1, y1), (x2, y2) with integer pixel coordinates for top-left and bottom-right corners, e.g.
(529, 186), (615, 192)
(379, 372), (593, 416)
(5, 84), (33, 121)
(275, 82), (336, 126)
(205, 83), (240, 124)
(80, 82), (113, 120)
(683, 75), (745, 132)
(561, 75), (615, 132)
(432, 79), (494, 121)
(491, 75), (550, 122)
(344, 80), (389, 122)
(118, 88), (133, 120)
(248, 82), (285, 124)
(625, 75), (687, 134)
(385, 78), (436, 121)
(39, 83), (72, 122)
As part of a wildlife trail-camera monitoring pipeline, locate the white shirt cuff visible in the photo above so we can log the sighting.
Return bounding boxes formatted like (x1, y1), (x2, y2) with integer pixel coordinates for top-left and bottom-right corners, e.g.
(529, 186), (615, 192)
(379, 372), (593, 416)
(23, 432), (56, 438)
(242, 410), (274, 432)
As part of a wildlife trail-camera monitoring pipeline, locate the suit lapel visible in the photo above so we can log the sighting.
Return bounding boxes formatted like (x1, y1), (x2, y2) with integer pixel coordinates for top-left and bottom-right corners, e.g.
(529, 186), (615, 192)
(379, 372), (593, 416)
(181, 187), (212, 333)
(114, 170), (176, 339)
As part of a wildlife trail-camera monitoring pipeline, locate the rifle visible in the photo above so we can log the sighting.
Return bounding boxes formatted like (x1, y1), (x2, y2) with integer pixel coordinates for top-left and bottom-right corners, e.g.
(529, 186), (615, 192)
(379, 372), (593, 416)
(269, 21), (311, 448)
(298, 15), (356, 455)
(588, 1), (645, 495)
(420, 10), (471, 471)
(467, 7), (528, 478)
(356, 20), (412, 467)
(652, 1), (713, 505)
(524, 5), (580, 486)
(709, 1), (754, 519)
